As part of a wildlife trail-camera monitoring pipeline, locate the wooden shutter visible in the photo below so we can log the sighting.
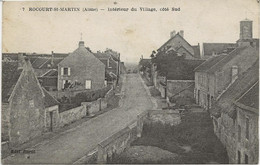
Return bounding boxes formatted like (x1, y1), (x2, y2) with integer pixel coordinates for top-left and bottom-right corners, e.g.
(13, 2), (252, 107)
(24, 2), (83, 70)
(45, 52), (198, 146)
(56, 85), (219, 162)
(62, 80), (65, 89)
(61, 67), (64, 75)
(68, 68), (71, 76)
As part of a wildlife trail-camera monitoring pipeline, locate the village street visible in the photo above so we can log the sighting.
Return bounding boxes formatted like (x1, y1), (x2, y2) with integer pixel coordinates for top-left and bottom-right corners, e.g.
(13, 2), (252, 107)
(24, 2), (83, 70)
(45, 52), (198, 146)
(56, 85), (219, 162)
(3, 73), (155, 164)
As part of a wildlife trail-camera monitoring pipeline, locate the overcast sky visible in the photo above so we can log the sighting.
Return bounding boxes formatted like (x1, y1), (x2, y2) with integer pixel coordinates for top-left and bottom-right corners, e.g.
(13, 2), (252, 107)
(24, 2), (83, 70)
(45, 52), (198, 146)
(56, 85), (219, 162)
(2, 0), (259, 64)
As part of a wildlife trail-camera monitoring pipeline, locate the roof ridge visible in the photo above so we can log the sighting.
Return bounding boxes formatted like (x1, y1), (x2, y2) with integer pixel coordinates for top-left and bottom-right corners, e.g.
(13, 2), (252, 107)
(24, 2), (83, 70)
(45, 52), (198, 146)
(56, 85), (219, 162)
(206, 46), (247, 73)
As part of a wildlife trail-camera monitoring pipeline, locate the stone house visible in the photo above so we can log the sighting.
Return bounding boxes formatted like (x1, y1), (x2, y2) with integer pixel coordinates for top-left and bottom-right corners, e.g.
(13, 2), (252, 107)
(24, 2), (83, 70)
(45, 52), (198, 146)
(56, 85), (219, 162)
(2, 57), (59, 146)
(157, 30), (201, 59)
(194, 45), (258, 110)
(234, 81), (258, 164)
(209, 60), (258, 164)
(152, 49), (204, 101)
(94, 51), (118, 85)
(58, 41), (106, 91)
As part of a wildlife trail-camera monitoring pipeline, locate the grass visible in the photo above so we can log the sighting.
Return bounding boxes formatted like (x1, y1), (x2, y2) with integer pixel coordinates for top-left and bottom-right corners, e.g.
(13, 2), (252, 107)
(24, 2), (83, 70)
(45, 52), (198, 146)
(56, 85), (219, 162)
(112, 112), (228, 164)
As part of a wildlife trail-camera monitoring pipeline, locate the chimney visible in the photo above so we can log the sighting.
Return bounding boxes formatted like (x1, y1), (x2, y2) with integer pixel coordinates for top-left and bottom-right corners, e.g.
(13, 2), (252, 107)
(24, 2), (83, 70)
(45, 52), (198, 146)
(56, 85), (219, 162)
(79, 41), (85, 48)
(51, 51), (54, 66)
(18, 53), (25, 70)
(179, 30), (184, 38)
(170, 30), (176, 38)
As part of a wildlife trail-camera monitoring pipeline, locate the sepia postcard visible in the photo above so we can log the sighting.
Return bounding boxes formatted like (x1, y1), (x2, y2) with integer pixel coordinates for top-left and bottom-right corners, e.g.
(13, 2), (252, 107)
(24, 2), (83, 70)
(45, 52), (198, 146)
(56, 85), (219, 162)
(1, 0), (259, 164)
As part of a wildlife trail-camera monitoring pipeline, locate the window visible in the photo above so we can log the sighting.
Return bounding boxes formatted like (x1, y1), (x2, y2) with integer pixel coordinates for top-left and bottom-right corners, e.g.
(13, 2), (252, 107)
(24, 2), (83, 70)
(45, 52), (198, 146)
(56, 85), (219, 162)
(246, 118), (249, 140)
(61, 67), (70, 76)
(245, 154), (248, 164)
(238, 151), (241, 164)
(85, 80), (92, 89)
(238, 125), (241, 142)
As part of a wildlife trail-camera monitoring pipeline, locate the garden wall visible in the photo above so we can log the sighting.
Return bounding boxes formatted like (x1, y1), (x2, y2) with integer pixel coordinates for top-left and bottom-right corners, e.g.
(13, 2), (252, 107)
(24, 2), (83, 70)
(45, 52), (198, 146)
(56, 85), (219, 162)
(59, 106), (86, 127)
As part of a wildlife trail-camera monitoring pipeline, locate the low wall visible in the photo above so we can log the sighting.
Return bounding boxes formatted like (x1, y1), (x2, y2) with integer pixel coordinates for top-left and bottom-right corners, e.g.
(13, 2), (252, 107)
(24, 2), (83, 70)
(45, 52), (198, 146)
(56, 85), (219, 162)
(82, 98), (107, 116)
(59, 106), (86, 127)
(97, 121), (137, 163)
(137, 110), (181, 138)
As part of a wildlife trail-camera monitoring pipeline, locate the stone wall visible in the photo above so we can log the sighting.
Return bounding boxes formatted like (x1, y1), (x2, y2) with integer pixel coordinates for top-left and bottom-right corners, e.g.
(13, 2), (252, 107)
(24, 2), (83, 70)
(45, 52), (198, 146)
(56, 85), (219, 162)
(59, 106), (86, 127)
(82, 98), (107, 116)
(96, 110), (181, 164)
(97, 121), (137, 163)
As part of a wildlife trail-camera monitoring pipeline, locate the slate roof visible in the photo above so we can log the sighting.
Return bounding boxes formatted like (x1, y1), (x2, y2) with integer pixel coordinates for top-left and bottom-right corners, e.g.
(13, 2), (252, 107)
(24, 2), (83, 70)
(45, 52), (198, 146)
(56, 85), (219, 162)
(195, 46), (255, 73)
(203, 43), (236, 56)
(210, 60), (259, 117)
(194, 55), (226, 72)
(234, 81), (259, 113)
(166, 59), (205, 80)
(42, 88), (59, 108)
(2, 62), (23, 103)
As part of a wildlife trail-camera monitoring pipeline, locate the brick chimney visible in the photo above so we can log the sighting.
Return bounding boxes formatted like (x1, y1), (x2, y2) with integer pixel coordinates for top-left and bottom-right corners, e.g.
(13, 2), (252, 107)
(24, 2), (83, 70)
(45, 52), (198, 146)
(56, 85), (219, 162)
(179, 30), (184, 38)
(79, 41), (85, 48)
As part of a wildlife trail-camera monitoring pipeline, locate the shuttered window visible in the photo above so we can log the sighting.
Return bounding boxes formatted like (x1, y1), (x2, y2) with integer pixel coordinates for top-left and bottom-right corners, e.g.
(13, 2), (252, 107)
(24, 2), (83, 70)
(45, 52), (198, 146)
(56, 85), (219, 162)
(85, 80), (92, 89)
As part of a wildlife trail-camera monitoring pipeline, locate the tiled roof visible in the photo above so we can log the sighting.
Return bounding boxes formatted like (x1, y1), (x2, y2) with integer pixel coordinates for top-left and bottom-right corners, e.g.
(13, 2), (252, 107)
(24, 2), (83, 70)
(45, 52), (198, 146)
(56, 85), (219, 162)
(192, 45), (201, 58)
(234, 81), (259, 113)
(194, 55), (226, 72)
(42, 87), (59, 108)
(94, 52), (110, 59)
(2, 62), (22, 103)
(2, 53), (19, 61)
(41, 69), (58, 77)
(29, 57), (64, 69)
(211, 60), (259, 116)
(203, 43), (236, 56)
(207, 46), (254, 73)
(166, 59), (205, 80)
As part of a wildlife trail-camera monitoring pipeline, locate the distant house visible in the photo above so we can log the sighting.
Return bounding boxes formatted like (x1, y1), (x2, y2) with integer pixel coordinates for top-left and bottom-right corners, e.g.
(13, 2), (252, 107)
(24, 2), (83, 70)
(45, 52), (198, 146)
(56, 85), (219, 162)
(2, 57), (59, 145)
(209, 61), (258, 164)
(194, 46), (258, 110)
(152, 49), (204, 101)
(58, 41), (106, 91)
(139, 58), (152, 79)
(157, 30), (201, 59)
(94, 51), (118, 85)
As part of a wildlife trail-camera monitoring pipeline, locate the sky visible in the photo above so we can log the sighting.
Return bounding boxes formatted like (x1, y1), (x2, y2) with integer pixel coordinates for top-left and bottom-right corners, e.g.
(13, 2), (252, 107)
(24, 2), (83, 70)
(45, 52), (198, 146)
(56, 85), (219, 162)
(2, 0), (259, 64)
